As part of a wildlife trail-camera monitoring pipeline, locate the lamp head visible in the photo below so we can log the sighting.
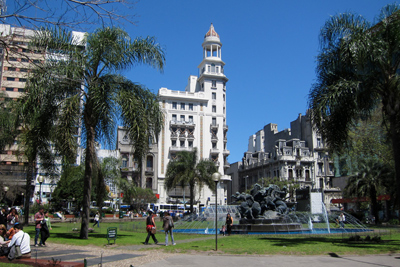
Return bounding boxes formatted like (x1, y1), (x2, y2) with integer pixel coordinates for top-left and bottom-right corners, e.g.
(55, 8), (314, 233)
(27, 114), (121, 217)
(37, 176), (45, 183)
(212, 172), (221, 182)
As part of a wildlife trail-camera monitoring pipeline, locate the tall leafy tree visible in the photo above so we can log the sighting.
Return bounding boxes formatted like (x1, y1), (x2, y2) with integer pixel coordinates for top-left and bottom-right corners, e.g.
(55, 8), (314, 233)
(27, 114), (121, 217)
(165, 148), (218, 213)
(25, 27), (165, 239)
(345, 159), (393, 224)
(308, 4), (400, 208)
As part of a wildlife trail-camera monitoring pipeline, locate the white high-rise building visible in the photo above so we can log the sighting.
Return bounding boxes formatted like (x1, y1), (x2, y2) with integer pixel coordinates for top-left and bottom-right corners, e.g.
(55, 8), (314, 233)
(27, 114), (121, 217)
(157, 24), (231, 209)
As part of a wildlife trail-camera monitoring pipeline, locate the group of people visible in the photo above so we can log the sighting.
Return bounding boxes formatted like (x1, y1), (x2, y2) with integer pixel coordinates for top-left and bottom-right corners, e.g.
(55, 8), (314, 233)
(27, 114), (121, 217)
(144, 209), (176, 246)
(0, 206), (31, 259)
(144, 210), (235, 245)
(0, 207), (20, 231)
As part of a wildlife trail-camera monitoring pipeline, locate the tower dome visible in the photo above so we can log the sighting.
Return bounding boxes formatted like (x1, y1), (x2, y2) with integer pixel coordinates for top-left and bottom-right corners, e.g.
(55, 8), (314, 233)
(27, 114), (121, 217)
(204, 23), (221, 44)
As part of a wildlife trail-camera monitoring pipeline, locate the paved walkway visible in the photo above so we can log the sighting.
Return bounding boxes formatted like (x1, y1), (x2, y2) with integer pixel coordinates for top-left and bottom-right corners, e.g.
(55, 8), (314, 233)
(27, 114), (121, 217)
(30, 236), (400, 267)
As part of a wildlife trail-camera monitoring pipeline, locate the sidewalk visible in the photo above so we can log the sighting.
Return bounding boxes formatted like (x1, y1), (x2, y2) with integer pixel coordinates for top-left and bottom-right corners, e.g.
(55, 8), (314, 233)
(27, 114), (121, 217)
(28, 239), (400, 267)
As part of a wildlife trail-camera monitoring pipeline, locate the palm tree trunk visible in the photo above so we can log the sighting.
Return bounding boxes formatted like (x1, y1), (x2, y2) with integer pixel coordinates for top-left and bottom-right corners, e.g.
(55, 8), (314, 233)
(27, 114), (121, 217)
(23, 161), (35, 225)
(389, 117), (400, 224)
(370, 186), (379, 224)
(189, 185), (195, 214)
(79, 126), (95, 239)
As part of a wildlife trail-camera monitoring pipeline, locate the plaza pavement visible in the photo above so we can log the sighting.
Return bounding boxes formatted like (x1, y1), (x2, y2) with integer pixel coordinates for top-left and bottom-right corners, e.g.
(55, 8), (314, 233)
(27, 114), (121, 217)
(30, 237), (400, 267)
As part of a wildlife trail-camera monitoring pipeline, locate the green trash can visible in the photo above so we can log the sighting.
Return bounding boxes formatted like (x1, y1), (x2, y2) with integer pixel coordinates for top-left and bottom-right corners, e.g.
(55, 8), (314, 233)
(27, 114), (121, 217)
(119, 211), (124, 218)
(102, 212), (105, 218)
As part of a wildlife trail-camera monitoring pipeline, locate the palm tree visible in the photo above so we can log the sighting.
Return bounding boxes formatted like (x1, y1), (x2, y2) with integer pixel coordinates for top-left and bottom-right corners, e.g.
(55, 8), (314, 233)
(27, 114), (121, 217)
(25, 27), (165, 238)
(165, 148), (218, 214)
(308, 4), (400, 208)
(345, 159), (393, 224)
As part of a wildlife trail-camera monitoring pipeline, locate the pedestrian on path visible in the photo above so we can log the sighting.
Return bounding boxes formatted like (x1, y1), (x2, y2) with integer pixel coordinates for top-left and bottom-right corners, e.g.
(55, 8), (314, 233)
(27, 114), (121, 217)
(40, 211), (52, 246)
(163, 211), (175, 246)
(34, 207), (44, 247)
(144, 210), (158, 245)
(93, 212), (100, 227)
(225, 213), (233, 236)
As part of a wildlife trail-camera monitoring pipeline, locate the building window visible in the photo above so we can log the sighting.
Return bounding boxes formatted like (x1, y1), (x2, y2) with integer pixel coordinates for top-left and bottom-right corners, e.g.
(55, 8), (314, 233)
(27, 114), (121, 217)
(180, 140), (185, 147)
(212, 117), (217, 126)
(181, 103), (185, 110)
(212, 80), (216, 88)
(223, 107), (225, 114)
(172, 102), (177, 109)
(188, 141), (193, 148)
(6, 77), (15, 81)
(189, 103), (193, 110)
(216, 66), (219, 73)
(180, 115), (185, 122)
(6, 87), (14, 91)
(211, 64), (215, 73)
(146, 156), (153, 170)
(122, 155), (128, 168)
(212, 92), (216, 100)
(7, 67), (16, 71)
(146, 177), (152, 189)
(172, 140), (176, 147)
(188, 116), (193, 123)
(212, 105), (216, 113)
(223, 94), (225, 101)
(212, 142), (217, 149)
(172, 114), (177, 122)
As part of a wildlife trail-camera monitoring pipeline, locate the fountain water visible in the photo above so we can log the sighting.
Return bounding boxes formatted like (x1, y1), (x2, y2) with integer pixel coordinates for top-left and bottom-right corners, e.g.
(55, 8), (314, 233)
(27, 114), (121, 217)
(172, 184), (370, 235)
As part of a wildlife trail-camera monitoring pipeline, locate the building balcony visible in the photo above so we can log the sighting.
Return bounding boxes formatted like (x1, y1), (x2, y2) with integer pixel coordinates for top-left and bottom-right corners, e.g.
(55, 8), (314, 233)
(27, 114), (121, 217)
(145, 167), (154, 174)
(185, 121), (196, 128)
(210, 148), (220, 154)
(170, 132), (178, 139)
(210, 123), (219, 130)
(223, 124), (228, 131)
(223, 136), (227, 142)
(179, 134), (186, 140)
(187, 134), (195, 140)
(170, 146), (193, 152)
(120, 166), (138, 172)
(170, 120), (185, 127)
(224, 161), (230, 168)
(211, 136), (218, 142)
(223, 149), (230, 155)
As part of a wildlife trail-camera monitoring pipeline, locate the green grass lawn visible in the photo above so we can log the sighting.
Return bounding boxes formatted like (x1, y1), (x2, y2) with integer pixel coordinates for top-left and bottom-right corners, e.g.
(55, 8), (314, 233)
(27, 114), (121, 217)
(18, 221), (400, 256)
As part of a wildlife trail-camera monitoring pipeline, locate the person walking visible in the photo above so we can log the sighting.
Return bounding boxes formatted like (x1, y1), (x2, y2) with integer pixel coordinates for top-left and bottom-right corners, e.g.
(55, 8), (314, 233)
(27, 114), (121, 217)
(34, 207), (44, 247)
(338, 213), (345, 228)
(225, 213), (233, 236)
(93, 212), (100, 228)
(40, 211), (52, 246)
(163, 212), (175, 246)
(144, 210), (158, 245)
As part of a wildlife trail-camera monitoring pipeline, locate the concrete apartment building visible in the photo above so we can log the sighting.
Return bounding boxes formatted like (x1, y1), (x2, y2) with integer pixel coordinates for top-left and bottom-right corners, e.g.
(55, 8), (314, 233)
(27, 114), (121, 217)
(0, 25), (84, 205)
(227, 111), (341, 210)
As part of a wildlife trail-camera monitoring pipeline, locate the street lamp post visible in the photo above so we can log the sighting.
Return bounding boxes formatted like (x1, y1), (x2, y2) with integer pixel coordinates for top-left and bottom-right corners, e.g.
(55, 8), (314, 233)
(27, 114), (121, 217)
(37, 176), (44, 204)
(212, 172), (221, 251)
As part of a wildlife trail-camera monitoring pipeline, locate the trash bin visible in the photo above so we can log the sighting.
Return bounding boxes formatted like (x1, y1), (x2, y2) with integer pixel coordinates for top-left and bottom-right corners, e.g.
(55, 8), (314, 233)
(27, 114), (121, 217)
(102, 212), (105, 218)
(119, 211), (124, 218)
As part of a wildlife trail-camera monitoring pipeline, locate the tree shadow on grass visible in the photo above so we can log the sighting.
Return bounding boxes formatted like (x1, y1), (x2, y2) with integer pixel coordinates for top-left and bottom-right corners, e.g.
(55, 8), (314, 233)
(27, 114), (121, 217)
(50, 232), (132, 239)
(257, 236), (400, 251)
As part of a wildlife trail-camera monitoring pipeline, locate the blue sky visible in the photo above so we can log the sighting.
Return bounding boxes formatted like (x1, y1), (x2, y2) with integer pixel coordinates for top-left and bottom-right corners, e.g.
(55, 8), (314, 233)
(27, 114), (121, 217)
(7, 0), (394, 163)
(123, 0), (394, 163)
